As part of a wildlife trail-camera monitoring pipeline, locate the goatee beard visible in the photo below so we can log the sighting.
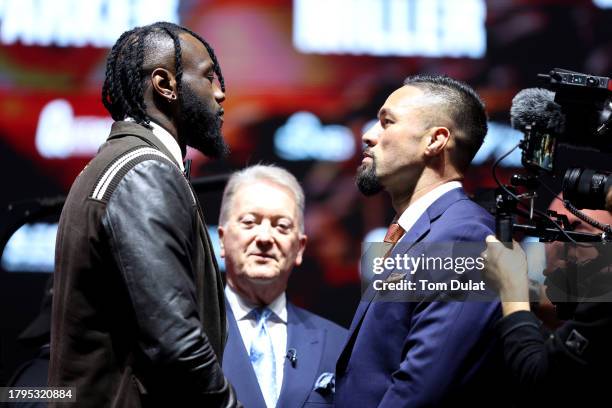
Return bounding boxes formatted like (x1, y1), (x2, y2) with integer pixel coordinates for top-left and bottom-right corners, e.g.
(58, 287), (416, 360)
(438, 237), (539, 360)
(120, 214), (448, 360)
(356, 161), (383, 196)
(178, 84), (230, 159)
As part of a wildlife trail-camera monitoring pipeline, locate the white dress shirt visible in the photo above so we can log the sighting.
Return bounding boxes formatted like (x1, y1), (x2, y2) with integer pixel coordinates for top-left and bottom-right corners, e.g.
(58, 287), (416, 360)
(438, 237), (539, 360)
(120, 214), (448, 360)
(125, 118), (184, 171)
(397, 181), (463, 235)
(225, 285), (287, 396)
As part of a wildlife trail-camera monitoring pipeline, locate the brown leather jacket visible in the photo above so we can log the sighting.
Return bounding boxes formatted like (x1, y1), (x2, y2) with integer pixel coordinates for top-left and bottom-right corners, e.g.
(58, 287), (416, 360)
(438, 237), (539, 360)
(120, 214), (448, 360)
(49, 121), (239, 407)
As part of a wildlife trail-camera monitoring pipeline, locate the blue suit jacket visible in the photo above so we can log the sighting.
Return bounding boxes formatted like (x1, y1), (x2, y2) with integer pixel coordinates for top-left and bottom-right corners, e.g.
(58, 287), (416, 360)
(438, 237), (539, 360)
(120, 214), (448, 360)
(335, 188), (504, 407)
(223, 299), (347, 408)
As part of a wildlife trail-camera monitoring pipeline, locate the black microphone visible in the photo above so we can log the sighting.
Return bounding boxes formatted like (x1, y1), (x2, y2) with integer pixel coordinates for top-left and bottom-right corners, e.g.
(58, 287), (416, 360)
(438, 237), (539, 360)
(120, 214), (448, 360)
(510, 88), (565, 133)
(286, 348), (297, 367)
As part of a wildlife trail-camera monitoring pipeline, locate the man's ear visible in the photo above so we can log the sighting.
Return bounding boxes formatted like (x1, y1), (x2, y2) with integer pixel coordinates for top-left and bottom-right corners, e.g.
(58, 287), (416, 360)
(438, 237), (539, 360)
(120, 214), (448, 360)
(294, 234), (308, 267)
(424, 127), (451, 157)
(218, 226), (226, 258)
(150, 68), (178, 103)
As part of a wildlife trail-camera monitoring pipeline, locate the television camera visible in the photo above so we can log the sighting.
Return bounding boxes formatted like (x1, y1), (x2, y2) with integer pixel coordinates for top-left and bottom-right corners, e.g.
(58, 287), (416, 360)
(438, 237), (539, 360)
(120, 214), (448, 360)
(495, 68), (612, 244)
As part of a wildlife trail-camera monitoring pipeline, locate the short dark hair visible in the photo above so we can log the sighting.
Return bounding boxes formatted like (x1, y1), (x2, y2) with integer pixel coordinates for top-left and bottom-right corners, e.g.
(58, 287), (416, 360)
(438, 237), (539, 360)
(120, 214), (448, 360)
(101, 21), (224, 128)
(403, 74), (487, 172)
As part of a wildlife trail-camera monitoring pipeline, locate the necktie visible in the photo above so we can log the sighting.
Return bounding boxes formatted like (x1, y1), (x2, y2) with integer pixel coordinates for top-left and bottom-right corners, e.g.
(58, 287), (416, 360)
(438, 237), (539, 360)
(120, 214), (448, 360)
(384, 222), (405, 244)
(250, 307), (277, 408)
(383, 222), (405, 258)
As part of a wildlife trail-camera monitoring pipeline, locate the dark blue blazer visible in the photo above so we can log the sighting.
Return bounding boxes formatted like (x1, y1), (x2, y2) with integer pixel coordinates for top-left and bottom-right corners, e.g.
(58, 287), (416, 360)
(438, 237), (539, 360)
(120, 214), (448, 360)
(335, 188), (504, 407)
(223, 299), (347, 408)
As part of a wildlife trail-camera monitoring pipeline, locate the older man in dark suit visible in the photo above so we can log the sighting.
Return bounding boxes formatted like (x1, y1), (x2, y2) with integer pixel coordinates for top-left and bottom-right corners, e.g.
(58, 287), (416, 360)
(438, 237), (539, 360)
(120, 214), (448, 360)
(219, 165), (347, 408)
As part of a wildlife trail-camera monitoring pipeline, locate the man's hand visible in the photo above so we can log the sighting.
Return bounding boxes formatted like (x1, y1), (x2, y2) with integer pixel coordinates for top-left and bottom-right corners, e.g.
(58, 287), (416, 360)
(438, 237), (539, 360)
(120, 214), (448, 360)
(483, 235), (530, 316)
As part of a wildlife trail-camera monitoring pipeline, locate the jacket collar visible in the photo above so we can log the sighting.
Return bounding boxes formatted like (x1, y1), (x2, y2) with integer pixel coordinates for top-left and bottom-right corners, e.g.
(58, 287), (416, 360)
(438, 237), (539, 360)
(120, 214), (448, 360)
(223, 302), (325, 408)
(396, 181), (462, 234)
(338, 187), (471, 370)
(107, 121), (182, 170)
(277, 303), (325, 408)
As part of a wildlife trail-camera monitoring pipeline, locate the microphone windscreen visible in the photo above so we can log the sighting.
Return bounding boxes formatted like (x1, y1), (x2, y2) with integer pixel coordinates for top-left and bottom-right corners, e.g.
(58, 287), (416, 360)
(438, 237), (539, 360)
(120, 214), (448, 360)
(510, 88), (565, 134)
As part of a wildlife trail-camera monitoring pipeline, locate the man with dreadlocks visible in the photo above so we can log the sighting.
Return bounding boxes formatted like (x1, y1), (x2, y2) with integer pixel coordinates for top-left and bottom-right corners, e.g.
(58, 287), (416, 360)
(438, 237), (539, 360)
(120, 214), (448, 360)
(49, 22), (240, 407)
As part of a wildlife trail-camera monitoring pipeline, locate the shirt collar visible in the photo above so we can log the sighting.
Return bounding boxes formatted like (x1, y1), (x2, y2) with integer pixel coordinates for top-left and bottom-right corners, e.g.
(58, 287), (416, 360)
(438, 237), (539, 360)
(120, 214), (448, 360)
(397, 181), (462, 234)
(124, 118), (184, 171)
(225, 284), (288, 324)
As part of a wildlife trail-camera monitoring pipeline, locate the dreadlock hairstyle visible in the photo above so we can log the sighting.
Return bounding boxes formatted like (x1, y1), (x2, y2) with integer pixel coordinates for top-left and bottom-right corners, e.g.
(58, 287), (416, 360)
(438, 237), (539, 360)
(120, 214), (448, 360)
(101, 22), (224, 128)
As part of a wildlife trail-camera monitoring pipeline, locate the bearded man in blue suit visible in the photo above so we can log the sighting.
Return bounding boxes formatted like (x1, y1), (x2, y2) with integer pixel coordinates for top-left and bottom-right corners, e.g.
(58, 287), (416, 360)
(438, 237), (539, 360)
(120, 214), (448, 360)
(335, 75), (504, 407)
(219, 165), (347, 408)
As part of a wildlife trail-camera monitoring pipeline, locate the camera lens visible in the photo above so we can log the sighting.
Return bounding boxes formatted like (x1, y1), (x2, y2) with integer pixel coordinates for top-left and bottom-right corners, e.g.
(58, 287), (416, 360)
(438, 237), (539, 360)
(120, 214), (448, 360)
(563, 168), (612, 210)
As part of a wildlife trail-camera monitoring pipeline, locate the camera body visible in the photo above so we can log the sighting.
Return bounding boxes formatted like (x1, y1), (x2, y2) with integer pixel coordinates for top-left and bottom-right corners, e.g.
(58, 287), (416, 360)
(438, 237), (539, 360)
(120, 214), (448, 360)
(520, 68), (611, 211)
(495, 68), (612, 244)
(543, 69), (612, 148)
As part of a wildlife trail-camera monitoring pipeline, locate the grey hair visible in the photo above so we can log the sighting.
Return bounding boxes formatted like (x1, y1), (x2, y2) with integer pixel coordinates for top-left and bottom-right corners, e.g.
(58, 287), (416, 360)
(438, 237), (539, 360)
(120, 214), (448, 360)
(219, 164), (305, 232)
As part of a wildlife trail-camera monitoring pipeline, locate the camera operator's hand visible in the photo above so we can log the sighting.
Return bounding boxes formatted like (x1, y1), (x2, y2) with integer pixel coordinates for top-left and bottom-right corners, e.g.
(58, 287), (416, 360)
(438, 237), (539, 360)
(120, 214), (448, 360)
(483, 235), (531, 317)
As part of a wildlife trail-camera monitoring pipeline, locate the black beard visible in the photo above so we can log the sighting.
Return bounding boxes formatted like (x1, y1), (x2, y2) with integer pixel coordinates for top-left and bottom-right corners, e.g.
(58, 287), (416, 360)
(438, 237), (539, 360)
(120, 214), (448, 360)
(177, 84), (229, 158)
(356, 161), (383, 196)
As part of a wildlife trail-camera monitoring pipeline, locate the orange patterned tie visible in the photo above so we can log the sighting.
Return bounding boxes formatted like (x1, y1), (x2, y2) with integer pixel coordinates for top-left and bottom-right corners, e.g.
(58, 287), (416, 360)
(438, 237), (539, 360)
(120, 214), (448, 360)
(383, 222), (405, 259)
(384, 223), (405, 244)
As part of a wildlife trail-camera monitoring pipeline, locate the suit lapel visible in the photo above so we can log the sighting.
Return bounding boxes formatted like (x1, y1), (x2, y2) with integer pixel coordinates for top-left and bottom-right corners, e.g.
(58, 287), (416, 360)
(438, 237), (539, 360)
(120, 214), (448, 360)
(350, 212), (431, 328)
(372, 216), (431, 285)
(222, 305), (268, 408)
(338, 188), (470, 371)
(337, 213), (431, 370)
(276, 304), (324, 408)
